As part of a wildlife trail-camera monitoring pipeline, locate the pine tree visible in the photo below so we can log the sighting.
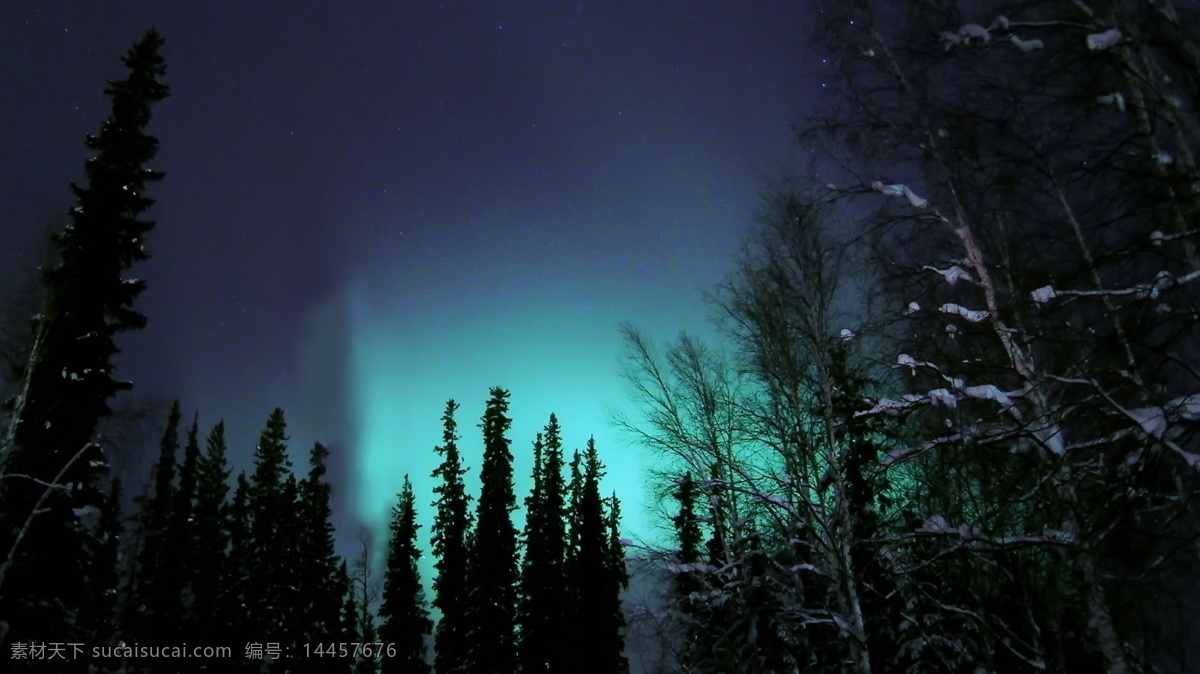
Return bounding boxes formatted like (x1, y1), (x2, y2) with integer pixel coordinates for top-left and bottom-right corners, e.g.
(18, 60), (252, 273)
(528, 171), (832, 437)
(245, 408), (294, 641)
(465, 388), (518, 674)
(669, 472), (703, 663)
(0, 31), (168, 658)
(295, 442), (347, 665)
(191, 421), (231, 654)
(566, 438), (627, 674)
(606, 493), (629, 597)
(222, 471), (252, 668)
(132, 400), (182, 647)
(163, 411), (201, 651)
(430, 399), (472, 674)
(380, 475), (432, 674)
(518, 415), (569, 673)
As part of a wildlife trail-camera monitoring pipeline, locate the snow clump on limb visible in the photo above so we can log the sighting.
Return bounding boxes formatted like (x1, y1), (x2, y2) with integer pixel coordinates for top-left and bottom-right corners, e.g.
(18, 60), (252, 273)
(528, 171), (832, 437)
(1087, 29), (1121, 50)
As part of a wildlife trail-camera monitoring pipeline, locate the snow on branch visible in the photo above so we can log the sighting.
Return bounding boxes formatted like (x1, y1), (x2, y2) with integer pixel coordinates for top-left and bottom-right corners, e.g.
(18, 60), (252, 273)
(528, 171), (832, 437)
(1009, 34), (1044, 52)
(1086, 29), (1122, 51)
(871, 180), (928, 208)
(923, 264), (973, 285)
(941, 24), (990, 51)
(1029, 267), (1196, 305)
(1096, 92), (1126, 112)
(928, 388), (957, 408)
(1030, 286), (1057, 304)
(963, 384), (1022, 420)
(856, 394), (925, 418)
(939, 303), (990, 322)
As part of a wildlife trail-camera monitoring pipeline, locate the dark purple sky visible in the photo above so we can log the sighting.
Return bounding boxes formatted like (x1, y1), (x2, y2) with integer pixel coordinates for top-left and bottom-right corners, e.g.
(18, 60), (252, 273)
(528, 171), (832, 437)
(0, 1), (820, 552)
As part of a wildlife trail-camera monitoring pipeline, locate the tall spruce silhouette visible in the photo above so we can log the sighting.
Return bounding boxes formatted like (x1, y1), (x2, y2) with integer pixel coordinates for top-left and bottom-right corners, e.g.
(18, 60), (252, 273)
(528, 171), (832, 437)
(566, 438), (628, 674)
(0, 30), (168, 658)
(430, 399), (471, 674)
(381, 475), (432, 674)
(518, 415), (569, 673)
(465, 388), (517, 673)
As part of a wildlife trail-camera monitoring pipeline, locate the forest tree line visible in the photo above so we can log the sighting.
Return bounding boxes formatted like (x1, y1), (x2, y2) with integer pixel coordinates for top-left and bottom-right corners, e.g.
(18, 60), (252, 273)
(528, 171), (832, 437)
(618, 1), (1200, 673)
(6, 0), (1200, 673)
(0, 30), (627, 674)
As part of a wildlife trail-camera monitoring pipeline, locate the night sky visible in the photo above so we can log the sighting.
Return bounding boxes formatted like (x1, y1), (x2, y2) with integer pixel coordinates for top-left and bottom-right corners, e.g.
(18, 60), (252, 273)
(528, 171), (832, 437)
(1, 2), (818, 559)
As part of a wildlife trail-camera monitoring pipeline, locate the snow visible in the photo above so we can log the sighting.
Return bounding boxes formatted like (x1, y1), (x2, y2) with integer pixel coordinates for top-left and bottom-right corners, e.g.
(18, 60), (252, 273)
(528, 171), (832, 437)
(940, 31), (962, 51)
(928, 388), (957, 408)
(1087, 29), (1122, 50)
(962, 384), (1013, 406)
(73, 505), (102, 530)
(1128, 406), (1167, 438)
(939, 303), (990, 323)
(1096, 92), (1126, 112)
(926, 265), (972, 285)
(1169, 394), (1200, 421)
(918, 515), (948, 533)
(858, 395), (924, 417)
(1010, 35), (1043, 52)
(1031, 286), (1056, 304)
(959, 24), (990, 43)
(905, 301), (920, 315)
(871, 180), (928, 208)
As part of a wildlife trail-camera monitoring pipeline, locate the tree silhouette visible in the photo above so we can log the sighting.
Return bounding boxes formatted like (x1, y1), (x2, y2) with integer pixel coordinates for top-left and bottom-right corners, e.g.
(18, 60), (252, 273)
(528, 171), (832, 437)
(465, 388), (517, 673)
(518, 415), (569, 673)
(0, 30), (168, 659)
(430, 399), (472, 674)
(380, 475), (432, 674)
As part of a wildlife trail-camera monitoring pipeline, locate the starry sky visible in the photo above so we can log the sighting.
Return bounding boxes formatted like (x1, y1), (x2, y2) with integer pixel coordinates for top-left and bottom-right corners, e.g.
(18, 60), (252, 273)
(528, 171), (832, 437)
(0, 2), (818, 559)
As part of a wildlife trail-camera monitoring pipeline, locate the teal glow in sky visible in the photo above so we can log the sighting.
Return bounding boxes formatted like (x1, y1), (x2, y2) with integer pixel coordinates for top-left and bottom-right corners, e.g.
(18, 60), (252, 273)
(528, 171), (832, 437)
(1, 1), (820, 558)
(344, 268), (645, 546)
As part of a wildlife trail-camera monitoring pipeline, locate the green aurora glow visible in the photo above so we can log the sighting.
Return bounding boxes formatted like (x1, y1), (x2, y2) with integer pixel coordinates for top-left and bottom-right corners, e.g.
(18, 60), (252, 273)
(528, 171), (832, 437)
(343, 270), (659, 574)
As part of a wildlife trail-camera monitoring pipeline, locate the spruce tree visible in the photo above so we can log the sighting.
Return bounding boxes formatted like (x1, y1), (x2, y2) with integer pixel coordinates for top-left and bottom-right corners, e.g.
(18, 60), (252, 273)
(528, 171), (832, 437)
(518, 415), (569, 673)
(294, 441), (350, 671)
(245, 408), (294, 640)
(163, 411), (201, 647)
(132, 400), (182, 646)
(670, 472), (704, 669)
(566, 438), (627, 674)
(466, 388), (518, 674)
(191, 421), (231, 652)
(380, 475), (432, 674)
(430, 399), (472, 674)
(606, 493), (629, 596)
(0, 31), (168, 657)
(222, 471), (252, 667)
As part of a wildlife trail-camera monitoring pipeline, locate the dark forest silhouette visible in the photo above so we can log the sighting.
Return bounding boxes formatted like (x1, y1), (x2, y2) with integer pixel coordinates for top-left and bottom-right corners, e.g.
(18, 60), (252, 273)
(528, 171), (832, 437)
(6, 1), (1200, 672)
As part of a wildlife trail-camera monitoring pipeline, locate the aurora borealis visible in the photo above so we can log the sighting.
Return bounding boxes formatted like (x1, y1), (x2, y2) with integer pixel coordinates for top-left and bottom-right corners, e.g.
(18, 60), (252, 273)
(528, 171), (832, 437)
(0, 2), (816, 559)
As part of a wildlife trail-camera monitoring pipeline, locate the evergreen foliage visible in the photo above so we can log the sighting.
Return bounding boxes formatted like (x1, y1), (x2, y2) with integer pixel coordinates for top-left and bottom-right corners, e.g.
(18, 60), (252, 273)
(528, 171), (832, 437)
(380, 475), (432, 674)
(566, 437), (628, 674)
(244, 409), (295, 642)
(466, 388), (518, 674)
(0, 36), (167, 659)
(191, 421), (231, 653)
(296, 442), (347, 651)
(518, 415), (569, 673)
(131, 400), (181, 646)
(430, 399), (472, 674)
(222, 471), (252, 650)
